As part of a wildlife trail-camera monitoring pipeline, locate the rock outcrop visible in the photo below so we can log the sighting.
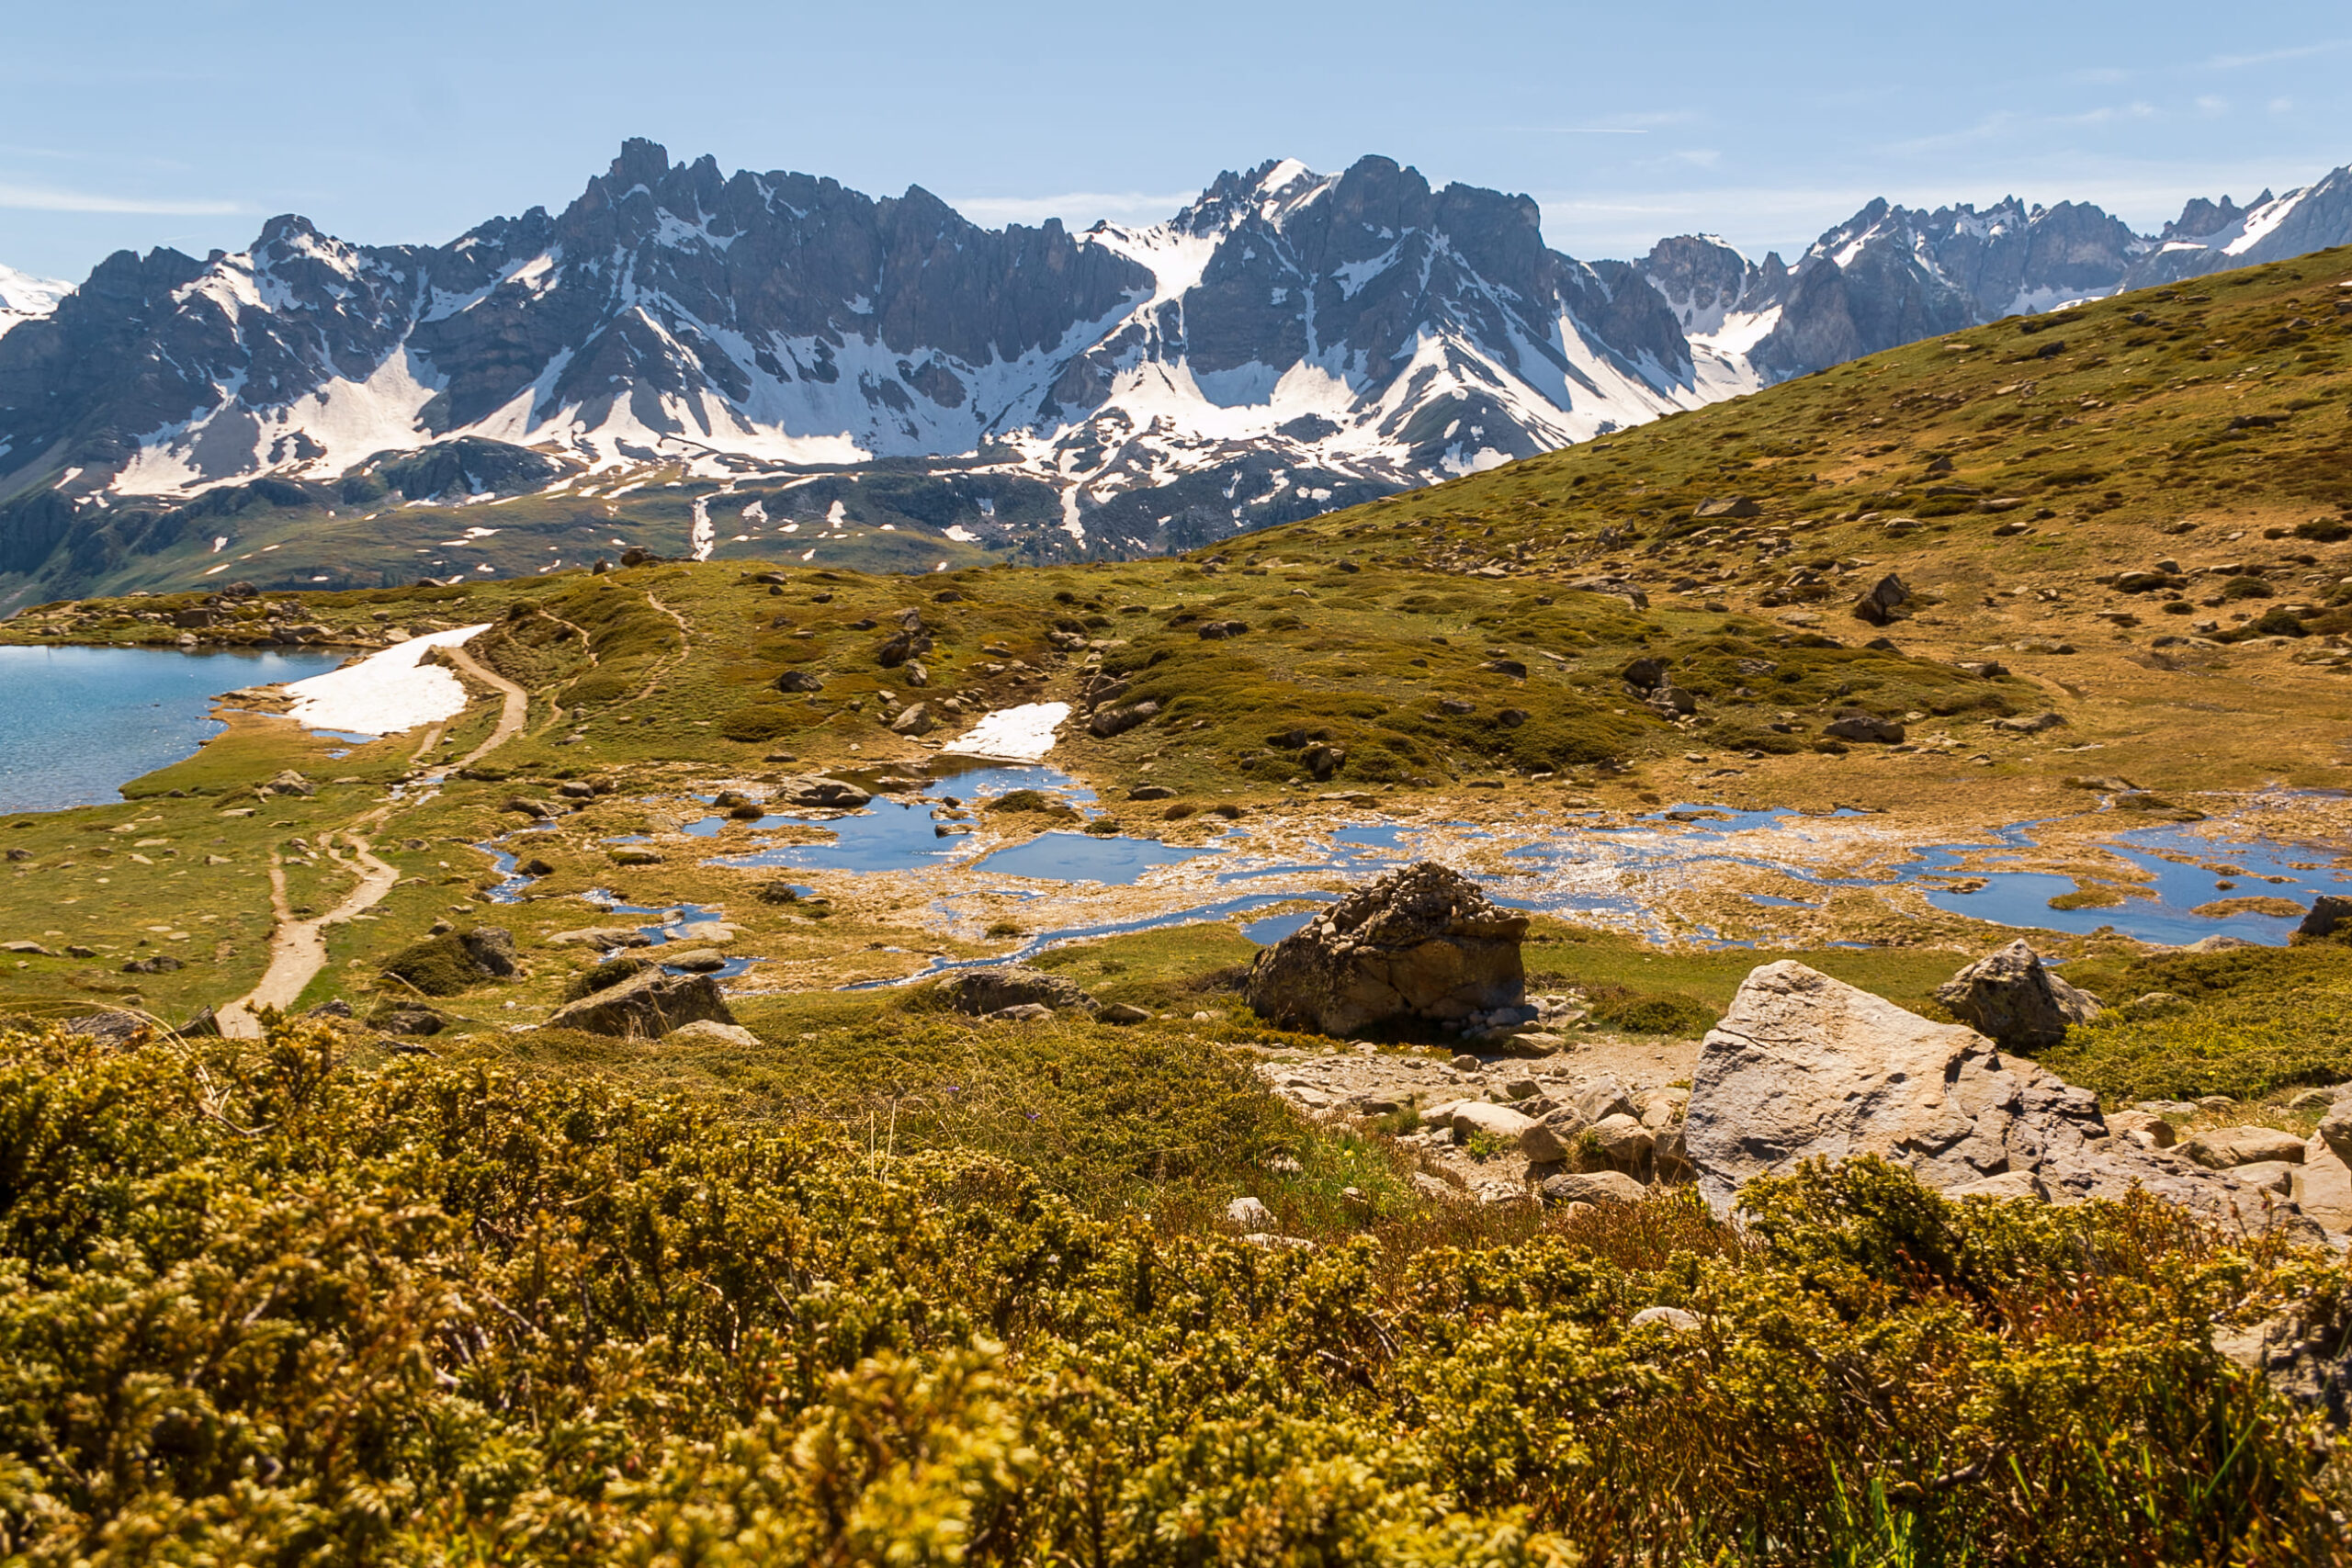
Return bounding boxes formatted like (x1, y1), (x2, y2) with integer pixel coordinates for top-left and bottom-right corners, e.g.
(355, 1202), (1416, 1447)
(547, 970), (735, 1037)
(934, 966), (1098, 1017)
(1684, 961), (2317, 1236)
(1931, 939), (2102, 1048)
(1244, 862), (1526, 1035)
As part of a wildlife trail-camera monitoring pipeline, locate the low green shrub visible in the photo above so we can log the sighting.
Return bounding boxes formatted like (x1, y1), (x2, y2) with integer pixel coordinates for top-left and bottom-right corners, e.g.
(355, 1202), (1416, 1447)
(0, 1023), (2341, 1564)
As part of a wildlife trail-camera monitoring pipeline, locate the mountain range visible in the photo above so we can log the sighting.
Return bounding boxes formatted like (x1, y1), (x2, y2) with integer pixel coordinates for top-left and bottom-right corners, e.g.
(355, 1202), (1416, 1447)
(1, 141), (2348, 592)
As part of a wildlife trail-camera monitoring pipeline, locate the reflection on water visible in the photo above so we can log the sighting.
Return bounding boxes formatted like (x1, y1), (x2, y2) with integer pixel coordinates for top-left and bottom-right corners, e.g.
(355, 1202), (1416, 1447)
(0, 643), (348, 812)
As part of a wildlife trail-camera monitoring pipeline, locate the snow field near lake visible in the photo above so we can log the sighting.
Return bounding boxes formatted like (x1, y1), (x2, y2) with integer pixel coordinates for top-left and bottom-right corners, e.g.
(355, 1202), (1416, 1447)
(946, 702), (1068, 761)
(278, 625), (492, 735)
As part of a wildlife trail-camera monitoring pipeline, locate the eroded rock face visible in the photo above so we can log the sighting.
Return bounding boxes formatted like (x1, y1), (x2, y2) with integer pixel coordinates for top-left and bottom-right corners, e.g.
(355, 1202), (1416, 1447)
(1684, 961), (2317, 1237)
(1244, 862), (1526, 1036)
(935, 966), (1098, 1017)
(1931, 939), (2102, 1048)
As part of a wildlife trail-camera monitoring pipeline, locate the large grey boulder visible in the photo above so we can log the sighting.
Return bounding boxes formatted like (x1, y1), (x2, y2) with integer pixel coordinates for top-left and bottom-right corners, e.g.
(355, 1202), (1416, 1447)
(1683, 961), (2319, 1237)
(1244, 862), (1526, 1035)
(1931, 939), (2102, 1048)
(774, 775), (872, 809)
(547, 970), (735, 1037)
(935, 965), (1098, 1017)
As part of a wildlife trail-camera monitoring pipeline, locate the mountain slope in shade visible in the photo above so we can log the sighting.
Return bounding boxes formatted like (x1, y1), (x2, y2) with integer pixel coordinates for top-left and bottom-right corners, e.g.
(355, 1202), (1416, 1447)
(0, 265), (69, 341)
(0, 143), (1739, 577)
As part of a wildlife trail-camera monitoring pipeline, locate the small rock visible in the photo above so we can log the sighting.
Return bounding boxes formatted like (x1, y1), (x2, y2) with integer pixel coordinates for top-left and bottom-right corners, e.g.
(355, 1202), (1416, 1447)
(2300, 895), (2352, 939)
(0, 941), (55, 956)
(1227, 1195), (1273, 1230)
(1098, 1002), (1152, 1024)
(657, 948), (729, 973)
(1627, 1305), (1702, 1334)
(2106, 1108), (2177, 1148)
(989, 1002), (1056, 1022)
(545, 926), (655, 949)
(1450, 1053), (1483, 1072)
(1539, 1169), (1646, 1205)
(2231, 1159), (2297, 1196)
(2182, 1124), (2308, 1169)
(665, 1019), (760, 1048)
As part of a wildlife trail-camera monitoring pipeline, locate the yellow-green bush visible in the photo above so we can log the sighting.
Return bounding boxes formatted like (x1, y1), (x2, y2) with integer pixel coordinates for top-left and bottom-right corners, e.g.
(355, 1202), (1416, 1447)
(0, 1022), (2341, 1565)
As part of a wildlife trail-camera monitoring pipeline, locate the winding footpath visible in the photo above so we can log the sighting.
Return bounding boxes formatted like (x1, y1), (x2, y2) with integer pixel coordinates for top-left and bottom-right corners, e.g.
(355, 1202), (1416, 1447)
(220, 644), (531, 1037)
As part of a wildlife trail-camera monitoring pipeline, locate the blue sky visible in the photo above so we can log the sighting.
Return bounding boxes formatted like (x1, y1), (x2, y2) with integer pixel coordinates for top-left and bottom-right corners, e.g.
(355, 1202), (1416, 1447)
(2, 0), (2347, 282)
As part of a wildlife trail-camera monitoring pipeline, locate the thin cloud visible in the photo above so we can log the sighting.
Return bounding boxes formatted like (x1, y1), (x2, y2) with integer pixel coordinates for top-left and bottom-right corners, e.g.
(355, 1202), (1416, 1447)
(2207, 38), (2350, 70)
(0, 181), (241, 216)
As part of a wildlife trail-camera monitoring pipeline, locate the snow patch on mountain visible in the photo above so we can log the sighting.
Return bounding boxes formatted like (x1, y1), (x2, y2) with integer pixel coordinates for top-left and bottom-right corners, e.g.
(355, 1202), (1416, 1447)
(0, 265), (69, 340)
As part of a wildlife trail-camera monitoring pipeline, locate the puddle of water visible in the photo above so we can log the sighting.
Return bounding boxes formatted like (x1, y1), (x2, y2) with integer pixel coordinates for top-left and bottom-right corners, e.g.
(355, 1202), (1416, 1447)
(977, 830), (1215, 886)
(1242, 907), (1327, 944)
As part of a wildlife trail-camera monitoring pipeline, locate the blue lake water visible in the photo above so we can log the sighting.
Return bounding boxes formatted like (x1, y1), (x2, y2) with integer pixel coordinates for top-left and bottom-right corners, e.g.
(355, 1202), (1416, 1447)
(0, 643), (347, 813)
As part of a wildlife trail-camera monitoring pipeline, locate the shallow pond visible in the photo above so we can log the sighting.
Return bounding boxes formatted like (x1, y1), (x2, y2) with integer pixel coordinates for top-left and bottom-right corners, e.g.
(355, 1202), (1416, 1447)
(0, 643), (348, 812)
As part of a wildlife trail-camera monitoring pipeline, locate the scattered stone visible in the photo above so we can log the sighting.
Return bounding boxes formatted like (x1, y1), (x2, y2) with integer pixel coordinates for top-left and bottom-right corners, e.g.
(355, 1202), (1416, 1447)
(1227, 1195), (1273, 1230)
(888, 702), (936, 737)
(1245, 862), (1526, 1035)
(263, 771), (315, 797)
(2182, 1124), (2309, 1170)
(2107, 1108), (2177, 1148)
(0, 941), (54, 956)
(989, 1002), (1056, 1022)
(936, 966), (1099, 1017)
(665, 1019), (759, 1048)
(1127, 784), (1176, 800)
(1931, 939), (2102, 1048)
(1627, 1305), (1702, 1333)
(546, 970), (734, 1037)
(1088, 699), (1161, 738)
(545, 925), (655, 949)
(1450, 1053), (1483, 1072)
(120, 954), (183, 975)
(1851, 573), (1913, 626)
(1099, 1003), (1152, 1025)
(774, 775), (872, 809)
(774, 669), (824, 694)
(1992, 711), (2068, 734)
(1539, 1169), (1646, 1205)
(458, 926), (520, 977)
(2232, 1160), (2297, 1196)
(304, 998), (355, 1020)
(1578, 1114), (1655, 1178)
(657, 948), (729, 973)
(377, 1008), (446, 1036)
(1823, 711), (1906, 744)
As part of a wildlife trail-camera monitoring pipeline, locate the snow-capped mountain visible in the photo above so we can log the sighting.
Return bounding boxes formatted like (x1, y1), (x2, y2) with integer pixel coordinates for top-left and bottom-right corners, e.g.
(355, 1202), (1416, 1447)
(2122, 168), (2352, 286)
(1643, 197), (2150, 379)
(0, 141), (1736, 577)
(0, 265), (68, 341)
(4, 142), (2351, 592)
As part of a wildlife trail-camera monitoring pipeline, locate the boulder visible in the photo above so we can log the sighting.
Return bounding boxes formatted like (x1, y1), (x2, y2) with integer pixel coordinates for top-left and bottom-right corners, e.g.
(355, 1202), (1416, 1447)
(1931, 939), (2102, 1048)
(2292, 1134), (2352, 1234)
(2180, 1124), (2308, 1170)
(263, 771), (315, 797)
(775, 669), (824, 694)
(1851, 573), (1912, 626)
(2300, 895), (2352, 939)
(1088, 700), (1160, 739)
(775, 775), (872, 809)
(547, 970), (735, 1038)
(1538, 1169), (1646, 1205)
(1682, 961), (2320, 1236)
(1577, 1114), (1655, 1179)
(665, 1020), (759, 1049)
(888, 703), (936, 737)
(545, 925), (654, 950)
(656, 948), (729, 974)
(1448, 1100), (1540, 1154)
(459, 926), (520, 977)
(2106, 1108), (2177, 1149)
(935, 965), (1099, 1017)
(1244, 862), (1527, 1035)
(1823, 711), (1905, 744)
